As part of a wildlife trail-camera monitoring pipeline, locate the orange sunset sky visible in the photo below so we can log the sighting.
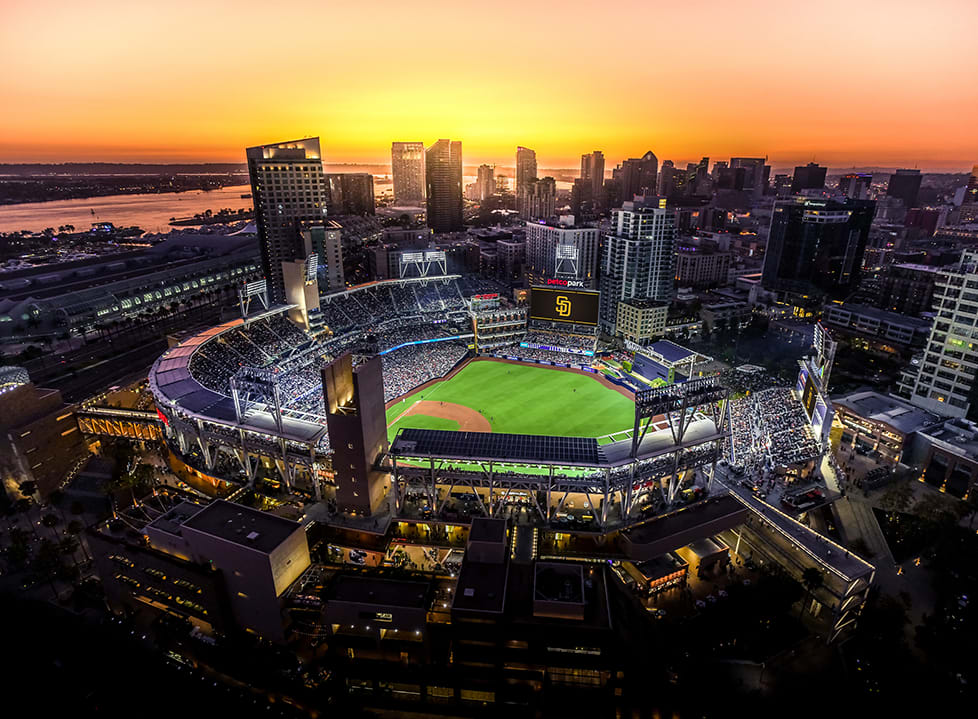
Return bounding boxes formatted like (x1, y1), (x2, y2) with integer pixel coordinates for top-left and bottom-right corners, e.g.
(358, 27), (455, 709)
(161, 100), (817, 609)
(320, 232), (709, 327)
(1, 0), (975, 170)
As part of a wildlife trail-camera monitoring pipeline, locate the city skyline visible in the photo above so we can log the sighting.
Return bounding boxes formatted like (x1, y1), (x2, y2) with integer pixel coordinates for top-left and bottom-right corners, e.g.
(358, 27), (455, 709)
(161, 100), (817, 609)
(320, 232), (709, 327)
(1, 1), (976, 169)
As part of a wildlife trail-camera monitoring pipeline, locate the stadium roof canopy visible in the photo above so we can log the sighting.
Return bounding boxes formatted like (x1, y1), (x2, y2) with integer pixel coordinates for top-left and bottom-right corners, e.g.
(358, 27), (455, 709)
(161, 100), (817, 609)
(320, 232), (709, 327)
(648, 340), (695, 364)
(391, 428), (601, 466)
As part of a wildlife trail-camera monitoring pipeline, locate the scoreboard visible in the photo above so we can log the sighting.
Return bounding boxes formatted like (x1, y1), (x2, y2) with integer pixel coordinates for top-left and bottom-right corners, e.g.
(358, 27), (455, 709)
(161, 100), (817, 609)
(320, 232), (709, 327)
(529, 287), (599, 326)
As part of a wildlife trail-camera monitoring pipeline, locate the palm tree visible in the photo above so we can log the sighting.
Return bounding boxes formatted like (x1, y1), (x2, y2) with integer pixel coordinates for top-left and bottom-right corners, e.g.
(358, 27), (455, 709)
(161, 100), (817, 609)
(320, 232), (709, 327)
(15, 498), (38, 540)
(66, 520), (90, 562)
(799, 567), (824, 619)
(40, 512), (61, 541)
(33, 538), (61, 599)
(48, 489), (67, 524)
(58, 535), (81, 569)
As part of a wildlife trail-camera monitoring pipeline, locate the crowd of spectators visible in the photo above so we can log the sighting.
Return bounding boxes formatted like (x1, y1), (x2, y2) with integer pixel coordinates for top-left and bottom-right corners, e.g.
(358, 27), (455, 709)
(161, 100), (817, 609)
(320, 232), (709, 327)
(496, 347), (592, 367)
(382, 341), (468, 400)
(523, 329), (596, 353)
(729, 388), (821, 469)
(185, 277), (517, 418)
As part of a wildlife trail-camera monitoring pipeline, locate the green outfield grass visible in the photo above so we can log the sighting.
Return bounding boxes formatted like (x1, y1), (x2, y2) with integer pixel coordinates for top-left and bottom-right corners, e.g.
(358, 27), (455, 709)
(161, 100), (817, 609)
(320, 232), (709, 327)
(387, 414), (460, 434)
(387, 360), (634, 439)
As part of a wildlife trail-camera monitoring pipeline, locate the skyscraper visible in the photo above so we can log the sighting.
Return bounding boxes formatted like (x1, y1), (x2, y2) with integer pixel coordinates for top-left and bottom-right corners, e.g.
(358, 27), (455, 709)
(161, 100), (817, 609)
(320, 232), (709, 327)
(246, 137), (328, 303)
(761, 198), (875, 302)
(476, 164), (495, 201)
(598, 198), (676, 334)
(900, 249), (978, 419)
(962, 166), (978, 223)
(325, 173), (375, 215)
(391, 142), (425, 206)
(729, 157), (769, 195)
(838, 173), (872, 200)
(516, 146), (537, 197)
(517, 177), (556, 220)
(791, 162), (827, 193)
(886, 169), (922, 209)
(425, 139), (463, 233)
(525, 218), (600, 288)
(580, 151), (605, 201)
(657, 161), (686, 199)
(614, 151), (658, 201)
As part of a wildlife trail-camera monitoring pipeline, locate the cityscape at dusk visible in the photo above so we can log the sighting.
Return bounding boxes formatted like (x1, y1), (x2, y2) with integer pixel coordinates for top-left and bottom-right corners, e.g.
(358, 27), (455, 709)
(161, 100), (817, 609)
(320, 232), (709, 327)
(1, 1), (977, 717)
(2, 0), (977, 168)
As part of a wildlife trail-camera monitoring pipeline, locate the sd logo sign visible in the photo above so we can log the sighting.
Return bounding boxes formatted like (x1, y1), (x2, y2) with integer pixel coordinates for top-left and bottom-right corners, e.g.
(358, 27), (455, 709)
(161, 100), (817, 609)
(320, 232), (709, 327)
(555, 295), (572, 317)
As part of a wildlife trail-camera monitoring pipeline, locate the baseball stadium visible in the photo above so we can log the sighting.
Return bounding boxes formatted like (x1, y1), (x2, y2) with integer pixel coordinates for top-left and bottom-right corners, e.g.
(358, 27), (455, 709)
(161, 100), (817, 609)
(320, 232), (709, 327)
(141, 274), (873, 641)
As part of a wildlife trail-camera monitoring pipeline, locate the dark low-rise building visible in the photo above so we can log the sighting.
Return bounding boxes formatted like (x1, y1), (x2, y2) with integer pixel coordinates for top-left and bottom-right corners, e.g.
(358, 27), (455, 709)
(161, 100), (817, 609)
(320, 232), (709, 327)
(89, 499), (310, 642)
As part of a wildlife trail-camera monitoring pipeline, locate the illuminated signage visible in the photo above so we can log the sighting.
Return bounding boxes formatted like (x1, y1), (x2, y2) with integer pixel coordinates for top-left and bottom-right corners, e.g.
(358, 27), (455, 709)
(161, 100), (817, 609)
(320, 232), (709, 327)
(530, 287), (599, 326)
(546, 278), (585, 288)
(519, 342), (594, 357)
(474, 293), (499, 300)
(374, 612), (393, 623)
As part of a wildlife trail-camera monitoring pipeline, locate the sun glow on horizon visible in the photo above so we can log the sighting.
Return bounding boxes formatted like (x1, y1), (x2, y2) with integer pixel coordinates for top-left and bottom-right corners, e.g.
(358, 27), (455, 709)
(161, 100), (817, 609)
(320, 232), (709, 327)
(1, 0), (976, 170)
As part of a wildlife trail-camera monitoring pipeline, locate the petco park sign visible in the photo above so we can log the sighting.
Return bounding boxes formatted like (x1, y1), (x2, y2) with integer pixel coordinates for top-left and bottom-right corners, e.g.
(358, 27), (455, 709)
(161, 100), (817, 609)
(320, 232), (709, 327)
(546, 278), (585, 288)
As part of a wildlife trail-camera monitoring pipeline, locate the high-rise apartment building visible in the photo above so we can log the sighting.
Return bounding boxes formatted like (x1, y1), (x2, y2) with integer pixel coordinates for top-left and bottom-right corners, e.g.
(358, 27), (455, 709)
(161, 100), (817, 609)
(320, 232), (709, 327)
(580, 151), (605, 201)
(773, 173), (792, 197)
(791, 162), (827, 193)
(658, 161), (686, 198)
(517, 177), (556, 221)
(886, 169), (922, 209)
(476, 164), (495, 201)
(614, 151), (658, 201)
(901, 249), (978, 419)
(391, 142), (426, 206)
(246, 137), (328, 303)
(516, 146), (537, 197)
(425, 139), (463, 233)
(325, 173), (375, 215)
(729, 157), (769, 195)
(524, 216), (600, 288)
(598, 198), (676, 334)
(761, 198), (875, 302)
(959, 166), (978, 223)
(838, 173), (872, 200)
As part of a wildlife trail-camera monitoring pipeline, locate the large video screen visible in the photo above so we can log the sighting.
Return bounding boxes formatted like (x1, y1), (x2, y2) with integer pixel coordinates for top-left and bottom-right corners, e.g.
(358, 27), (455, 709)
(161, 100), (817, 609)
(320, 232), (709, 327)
(801, 372), (818, 420)
(530, 287), (599, 326)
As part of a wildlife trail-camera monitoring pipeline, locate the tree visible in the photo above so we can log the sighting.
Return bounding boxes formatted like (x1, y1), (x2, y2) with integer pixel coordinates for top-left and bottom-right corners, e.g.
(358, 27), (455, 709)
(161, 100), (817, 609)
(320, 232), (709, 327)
(66, 520), (90, 561)
(41, 513), (61, 541)
(799, 567), (825, 618)
(48, 489), (66, 524)
(881, 481), (914, 513)
(18, 480), (38, 499)
(33, 538), (62, 599)
(15, 498), (38, 539)
(58, 535), (80, 569)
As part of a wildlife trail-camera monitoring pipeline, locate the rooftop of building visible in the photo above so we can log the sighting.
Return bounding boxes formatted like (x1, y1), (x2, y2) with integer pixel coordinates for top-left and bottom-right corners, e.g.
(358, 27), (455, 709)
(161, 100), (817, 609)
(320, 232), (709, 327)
(919, 418), (978, 458)
(648, 339), (696, 363)
(179, 499), (303, 554)
(620, 298), (669, 310)
(833, 390), (941, 435)
(688, 536), (728, 559)
(824, 302), (931, 328)
(634, 552), (687, 581)
(469, 516), (507, 544)
(533, 562), (585, 604)
(452, 556), (509, 614)
(325, 574), (431, 608)
(145, 501), (204, 538)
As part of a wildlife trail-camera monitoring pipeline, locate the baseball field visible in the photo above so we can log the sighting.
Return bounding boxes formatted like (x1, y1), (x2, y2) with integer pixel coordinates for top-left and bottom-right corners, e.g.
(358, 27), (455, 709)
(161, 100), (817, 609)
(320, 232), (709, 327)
(385, 359), (635, 440)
